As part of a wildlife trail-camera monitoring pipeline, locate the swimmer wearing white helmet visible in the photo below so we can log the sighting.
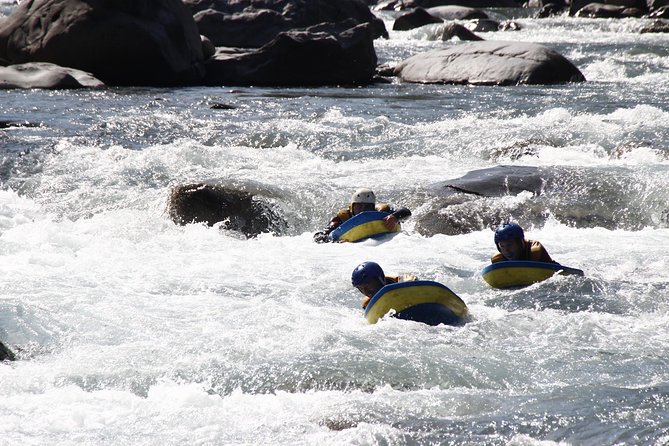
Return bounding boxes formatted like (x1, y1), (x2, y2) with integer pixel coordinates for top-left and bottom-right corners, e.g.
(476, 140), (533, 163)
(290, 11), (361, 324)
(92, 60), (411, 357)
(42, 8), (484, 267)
(313, 188), (411, 243)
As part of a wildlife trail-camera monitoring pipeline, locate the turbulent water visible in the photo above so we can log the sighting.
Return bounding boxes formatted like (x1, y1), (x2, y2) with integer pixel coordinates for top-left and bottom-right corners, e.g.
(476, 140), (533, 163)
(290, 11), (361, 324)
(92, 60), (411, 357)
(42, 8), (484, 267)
(2, 3), (669, 445)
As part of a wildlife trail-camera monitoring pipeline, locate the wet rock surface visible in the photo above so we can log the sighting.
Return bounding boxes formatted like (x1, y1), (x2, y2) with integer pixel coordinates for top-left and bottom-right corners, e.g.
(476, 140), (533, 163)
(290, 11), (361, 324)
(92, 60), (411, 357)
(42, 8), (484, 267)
(167, 183), (287, 238)
(0, 0), (205, 86)
(0, 62), (104, 89)
(390, 41), (586, 85)
(414, 165), (669, 236)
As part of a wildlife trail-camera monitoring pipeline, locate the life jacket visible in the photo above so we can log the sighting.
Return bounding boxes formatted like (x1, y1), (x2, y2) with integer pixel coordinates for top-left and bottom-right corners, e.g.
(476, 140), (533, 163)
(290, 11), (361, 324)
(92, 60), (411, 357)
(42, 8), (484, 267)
(335, 202), (391, 224)
(491, 239), (555, 263)
(385, 274), (418, 284)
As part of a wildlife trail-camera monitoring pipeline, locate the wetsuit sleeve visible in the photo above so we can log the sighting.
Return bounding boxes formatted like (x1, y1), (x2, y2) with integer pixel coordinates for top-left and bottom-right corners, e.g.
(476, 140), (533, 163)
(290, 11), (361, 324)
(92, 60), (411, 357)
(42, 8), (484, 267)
(325, 216), (343, 233)
(390, 207), (411, 220)
(491, 252), (506, 263)
(313, 215), (343, 243)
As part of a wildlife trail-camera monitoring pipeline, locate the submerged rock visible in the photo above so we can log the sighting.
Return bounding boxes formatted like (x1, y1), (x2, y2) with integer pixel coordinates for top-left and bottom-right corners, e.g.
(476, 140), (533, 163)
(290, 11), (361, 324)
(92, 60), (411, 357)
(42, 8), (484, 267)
(203, 22), (377, 86)
(0, 340), (15, 361)
(0, 62), (104, 89)
(414, 165), (669, 236)
(440, 23), (484, 41)
(167, 183), (287, 238)
(0, 120), (38, 129)
(640, 19), (669, 32)
(465, 19), (501, 32)
(391, 41), (586, 85)
(0, 0), (205, 86)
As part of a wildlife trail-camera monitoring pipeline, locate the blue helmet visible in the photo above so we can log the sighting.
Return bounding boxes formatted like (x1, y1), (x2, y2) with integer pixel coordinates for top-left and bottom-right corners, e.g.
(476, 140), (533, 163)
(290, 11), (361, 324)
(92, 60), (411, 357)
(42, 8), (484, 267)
(351, 262), (385, 287)
(494, 223), (524, 245)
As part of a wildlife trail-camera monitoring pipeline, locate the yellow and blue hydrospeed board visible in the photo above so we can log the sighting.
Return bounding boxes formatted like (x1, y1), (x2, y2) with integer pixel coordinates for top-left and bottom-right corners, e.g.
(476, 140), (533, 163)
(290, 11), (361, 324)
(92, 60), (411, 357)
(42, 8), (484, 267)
(330, 211), (400, 243)
(364, 280), (469, 326)
(482, 261), (584, 289)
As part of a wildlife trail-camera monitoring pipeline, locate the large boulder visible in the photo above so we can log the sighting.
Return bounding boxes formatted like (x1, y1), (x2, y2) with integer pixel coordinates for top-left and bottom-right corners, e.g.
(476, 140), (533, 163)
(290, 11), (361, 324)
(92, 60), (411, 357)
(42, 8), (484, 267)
(167, 183), (287, 238)
(574, 2), (645, 16)
(390, 41), (586, 85)
(569, 0), (647, 14)
(0, 62), (104, 89)
(0, 340), (15, 361)
(195, 8), (289, 48)
(414, 165), (669, 236)
(203, 22), (377, 86)
(393, 5), (488, 31)
(192, 0), (387, 48)
(536, 3), (567, 17)
(375, 0), (521, 11)
(0, 0), (205, 86)
(426, 5), (489, 20)
(393, 8), (443, 31)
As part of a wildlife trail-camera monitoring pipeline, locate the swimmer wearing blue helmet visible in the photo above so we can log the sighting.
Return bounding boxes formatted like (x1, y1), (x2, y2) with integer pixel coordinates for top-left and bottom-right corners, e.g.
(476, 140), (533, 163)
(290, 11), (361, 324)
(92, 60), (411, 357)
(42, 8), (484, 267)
(351, 261), (417, 309)
(492, 223), (555, 264)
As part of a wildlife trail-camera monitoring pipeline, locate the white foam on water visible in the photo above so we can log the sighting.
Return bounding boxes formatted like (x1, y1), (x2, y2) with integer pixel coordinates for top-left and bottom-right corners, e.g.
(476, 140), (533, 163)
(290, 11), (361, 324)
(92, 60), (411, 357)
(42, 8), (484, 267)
(1, 10), (669, 445)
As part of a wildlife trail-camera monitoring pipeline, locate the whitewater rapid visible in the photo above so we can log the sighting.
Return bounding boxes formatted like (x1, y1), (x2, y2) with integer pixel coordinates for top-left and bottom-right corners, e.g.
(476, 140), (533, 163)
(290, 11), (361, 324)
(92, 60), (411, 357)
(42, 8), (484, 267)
(2, 5), (669, 446)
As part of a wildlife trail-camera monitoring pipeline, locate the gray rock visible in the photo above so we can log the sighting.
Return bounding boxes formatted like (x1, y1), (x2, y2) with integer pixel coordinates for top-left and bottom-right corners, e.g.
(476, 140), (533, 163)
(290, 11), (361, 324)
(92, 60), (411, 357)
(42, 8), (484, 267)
(201, 35), (216, 60)
(440, 23), (484, 41)
(0, 120), (38, 129)
(574, 2), (645, 16)
(167, 183), (287, 238)
(414, 165), (669, 236)
(182, 0), (222, 15)
(203, 22), (377, 86)
(393, 8), (443, 31)
(193, 0), (387, 48)
(0, 340), (15, 361)
(427, 5), (488, 20)
(649, 5), (669, 16)
(499, 20), (522, 31)
(569, 0), (647, 15)
(465, 19), (501, 32)
(537, 3), (566, 17)
(647, 0), (669, 10)
(194, 8), (289, 48)
(0, 0), (205, 86)
(640, 18), (669, 31)
(0, 62), (104, 89)
(392, 41), (586, 85)
(375, 0), (521, 11)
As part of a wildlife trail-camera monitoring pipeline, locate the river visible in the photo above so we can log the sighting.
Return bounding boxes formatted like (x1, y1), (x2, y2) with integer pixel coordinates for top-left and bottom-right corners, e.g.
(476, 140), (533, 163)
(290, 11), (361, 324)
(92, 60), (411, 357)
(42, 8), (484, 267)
(1, 3), (669, 445)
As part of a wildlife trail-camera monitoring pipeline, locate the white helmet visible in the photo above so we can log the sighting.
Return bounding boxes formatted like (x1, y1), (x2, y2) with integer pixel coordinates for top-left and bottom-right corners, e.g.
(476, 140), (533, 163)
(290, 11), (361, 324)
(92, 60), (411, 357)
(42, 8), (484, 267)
(350, 188), (376, 205)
